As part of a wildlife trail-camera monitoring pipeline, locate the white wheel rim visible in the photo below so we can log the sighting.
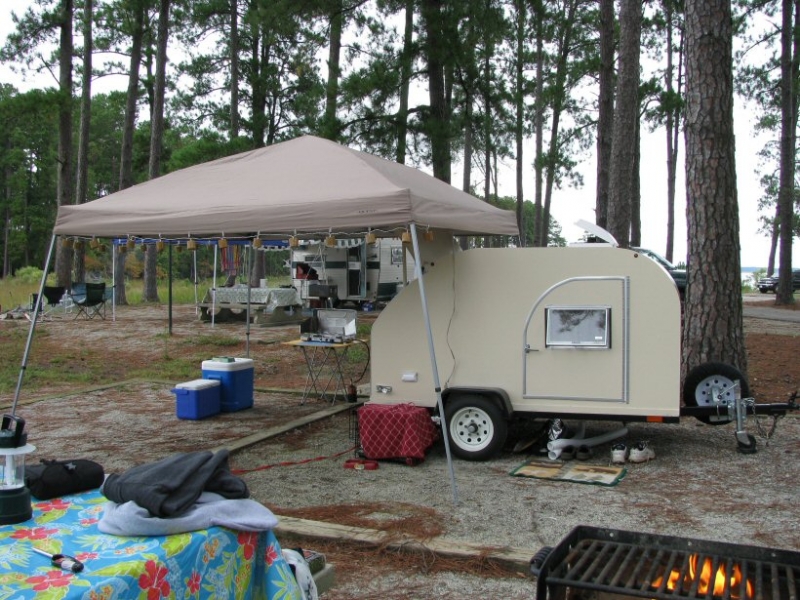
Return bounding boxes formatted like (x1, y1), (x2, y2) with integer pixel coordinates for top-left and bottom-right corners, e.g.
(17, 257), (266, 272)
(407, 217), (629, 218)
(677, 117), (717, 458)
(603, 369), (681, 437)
(693, 374), (737, 407)
(449, 406), (494, 452)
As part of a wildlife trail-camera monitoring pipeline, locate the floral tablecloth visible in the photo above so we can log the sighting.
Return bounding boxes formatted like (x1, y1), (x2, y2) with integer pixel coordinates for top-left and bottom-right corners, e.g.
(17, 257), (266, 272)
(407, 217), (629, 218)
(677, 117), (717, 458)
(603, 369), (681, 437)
(0, 489), (302, 600)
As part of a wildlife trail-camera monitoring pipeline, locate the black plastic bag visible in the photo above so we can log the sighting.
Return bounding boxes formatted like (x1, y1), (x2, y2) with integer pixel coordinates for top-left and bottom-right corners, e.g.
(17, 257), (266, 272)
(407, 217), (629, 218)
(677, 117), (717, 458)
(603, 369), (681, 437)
(25, 459), (105, 500)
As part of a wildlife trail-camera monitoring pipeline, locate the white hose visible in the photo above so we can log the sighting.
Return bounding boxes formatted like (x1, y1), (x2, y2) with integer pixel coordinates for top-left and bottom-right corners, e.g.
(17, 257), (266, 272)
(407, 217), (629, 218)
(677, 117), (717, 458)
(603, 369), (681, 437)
(547, 425), (628, 461)
(546, 422), (586, 453)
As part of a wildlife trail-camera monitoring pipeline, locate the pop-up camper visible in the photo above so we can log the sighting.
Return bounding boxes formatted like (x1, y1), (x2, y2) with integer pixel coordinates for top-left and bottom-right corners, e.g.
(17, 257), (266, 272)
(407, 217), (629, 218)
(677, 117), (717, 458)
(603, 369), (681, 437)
(368, 231), (796, 460)
(291, 238), (416, 308)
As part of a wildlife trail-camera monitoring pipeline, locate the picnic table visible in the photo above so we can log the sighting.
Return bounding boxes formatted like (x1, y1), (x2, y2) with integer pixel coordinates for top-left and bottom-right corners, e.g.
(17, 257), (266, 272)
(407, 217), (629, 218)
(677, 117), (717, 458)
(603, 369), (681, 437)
(198, 286), (304, 325)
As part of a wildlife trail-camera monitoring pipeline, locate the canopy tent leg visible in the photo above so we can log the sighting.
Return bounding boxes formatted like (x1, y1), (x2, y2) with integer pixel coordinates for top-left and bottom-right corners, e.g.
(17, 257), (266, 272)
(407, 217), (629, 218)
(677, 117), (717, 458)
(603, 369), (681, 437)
(193, 247), (199, 316)
(11, 234), (57, 416)
(410, 223), (459, 505)
(211, 244), (218, 328)
(245, 245), (252, 357)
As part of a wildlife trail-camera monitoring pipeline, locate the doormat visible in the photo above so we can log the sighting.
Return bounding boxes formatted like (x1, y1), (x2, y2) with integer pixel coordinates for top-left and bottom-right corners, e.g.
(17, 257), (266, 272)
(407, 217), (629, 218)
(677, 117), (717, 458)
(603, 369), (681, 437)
(509, 459), (626, 487)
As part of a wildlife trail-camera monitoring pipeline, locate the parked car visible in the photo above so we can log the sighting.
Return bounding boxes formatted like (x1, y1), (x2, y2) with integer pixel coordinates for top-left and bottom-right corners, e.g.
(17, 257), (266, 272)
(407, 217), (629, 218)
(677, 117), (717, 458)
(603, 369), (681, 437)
(757, 269), (800, 293)
(632, 247), (687, 297)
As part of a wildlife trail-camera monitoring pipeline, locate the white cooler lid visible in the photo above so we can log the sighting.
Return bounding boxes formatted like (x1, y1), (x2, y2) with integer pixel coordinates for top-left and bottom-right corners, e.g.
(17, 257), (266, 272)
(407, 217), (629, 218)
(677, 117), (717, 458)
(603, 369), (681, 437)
(175, 379), (221, 390)
(201, 357), (254, 371)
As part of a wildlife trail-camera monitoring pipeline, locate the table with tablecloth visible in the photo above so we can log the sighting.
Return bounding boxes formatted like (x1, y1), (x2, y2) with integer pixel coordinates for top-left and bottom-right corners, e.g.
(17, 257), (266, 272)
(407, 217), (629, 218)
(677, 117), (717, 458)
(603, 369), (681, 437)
(0, 489), (302, 599)
(199, 287), (303, 323)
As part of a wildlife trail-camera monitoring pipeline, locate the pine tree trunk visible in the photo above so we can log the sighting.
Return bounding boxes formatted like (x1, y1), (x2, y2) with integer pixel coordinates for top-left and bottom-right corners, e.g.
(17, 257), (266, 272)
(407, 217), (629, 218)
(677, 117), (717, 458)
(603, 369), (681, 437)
(73, 0), (92, 285)
(55, 0), (74, 289)
(230, 0), (240, 139)
(115, 1), (145, 307)
(322, 0), (343, 141)
(396, 0), (414, 164)
(776, 0), (796, 305)
(595, 0), (614, 230)
(421, 0), (451, 183)
(143, 0), (171, 303)
(682, 0), (747, 379)
(607, 0), (641, 249)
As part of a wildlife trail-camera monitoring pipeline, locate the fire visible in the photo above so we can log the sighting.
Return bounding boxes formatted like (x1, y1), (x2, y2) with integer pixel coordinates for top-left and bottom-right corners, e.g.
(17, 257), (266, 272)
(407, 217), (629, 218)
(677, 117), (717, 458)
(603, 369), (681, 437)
(651, 553), (754, 599)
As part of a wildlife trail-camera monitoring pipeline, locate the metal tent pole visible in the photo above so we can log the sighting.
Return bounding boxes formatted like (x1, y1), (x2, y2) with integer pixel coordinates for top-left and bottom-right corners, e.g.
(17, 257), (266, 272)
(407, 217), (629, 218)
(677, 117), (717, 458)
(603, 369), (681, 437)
(211, 244), (218, 328)
(168, 243), (173, 335)
(245, 244), (252, 357)
(111, 241), (116, 322)
(11, 234), (57, 416)
(410, 223), (459, 505)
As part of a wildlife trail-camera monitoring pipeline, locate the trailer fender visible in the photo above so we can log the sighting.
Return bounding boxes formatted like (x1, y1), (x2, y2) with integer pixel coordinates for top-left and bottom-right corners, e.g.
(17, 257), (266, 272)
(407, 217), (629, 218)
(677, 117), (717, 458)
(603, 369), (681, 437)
(442, 387), (514, 418)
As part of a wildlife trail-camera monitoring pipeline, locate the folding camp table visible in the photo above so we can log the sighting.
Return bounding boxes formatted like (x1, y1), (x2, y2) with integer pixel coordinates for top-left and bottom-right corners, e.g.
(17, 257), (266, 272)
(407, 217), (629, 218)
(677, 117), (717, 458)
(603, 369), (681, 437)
(283, 339), (354, 404)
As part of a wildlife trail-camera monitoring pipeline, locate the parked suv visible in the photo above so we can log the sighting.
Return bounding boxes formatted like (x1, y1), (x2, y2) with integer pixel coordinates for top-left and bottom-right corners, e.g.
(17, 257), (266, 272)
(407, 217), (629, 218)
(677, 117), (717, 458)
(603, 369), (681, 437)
(632, 247), (687, 297)
(757, 268), (800, 293)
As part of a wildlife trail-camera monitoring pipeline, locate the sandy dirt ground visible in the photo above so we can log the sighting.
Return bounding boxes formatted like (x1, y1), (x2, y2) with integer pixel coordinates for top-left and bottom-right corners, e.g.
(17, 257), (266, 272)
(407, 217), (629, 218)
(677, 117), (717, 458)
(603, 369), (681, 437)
(2, 297), (799, 598)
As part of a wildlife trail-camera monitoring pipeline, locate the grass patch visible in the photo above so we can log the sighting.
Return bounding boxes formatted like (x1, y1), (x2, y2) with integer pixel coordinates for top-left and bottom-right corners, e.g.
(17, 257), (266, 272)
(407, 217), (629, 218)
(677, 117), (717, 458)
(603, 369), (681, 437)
(128, 357), (198, 382)
(188, 334), (242, 347)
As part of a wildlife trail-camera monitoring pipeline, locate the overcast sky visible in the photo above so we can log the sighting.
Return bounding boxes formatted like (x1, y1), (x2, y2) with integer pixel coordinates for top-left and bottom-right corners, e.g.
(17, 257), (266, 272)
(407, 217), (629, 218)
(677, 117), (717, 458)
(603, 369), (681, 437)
(1, 6), (797, 269)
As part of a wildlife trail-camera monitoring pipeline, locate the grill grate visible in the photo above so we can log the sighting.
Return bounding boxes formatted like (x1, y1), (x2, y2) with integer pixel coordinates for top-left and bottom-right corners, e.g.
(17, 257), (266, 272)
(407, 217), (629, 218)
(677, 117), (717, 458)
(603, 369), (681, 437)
(532, 526), (800, 600)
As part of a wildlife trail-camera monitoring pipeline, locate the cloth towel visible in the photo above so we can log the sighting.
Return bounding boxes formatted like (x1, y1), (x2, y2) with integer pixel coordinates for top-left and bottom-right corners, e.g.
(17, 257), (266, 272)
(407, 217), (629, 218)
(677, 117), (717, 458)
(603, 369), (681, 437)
(100, 450), (249, 518)
(282, 549), (319, 600)
(98, 492), (279, 536)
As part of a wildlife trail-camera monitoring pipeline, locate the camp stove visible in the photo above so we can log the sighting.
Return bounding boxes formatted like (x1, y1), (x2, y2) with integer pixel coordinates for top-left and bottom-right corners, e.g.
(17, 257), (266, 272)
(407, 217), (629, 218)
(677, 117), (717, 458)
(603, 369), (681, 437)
(531, 525), (800, 600)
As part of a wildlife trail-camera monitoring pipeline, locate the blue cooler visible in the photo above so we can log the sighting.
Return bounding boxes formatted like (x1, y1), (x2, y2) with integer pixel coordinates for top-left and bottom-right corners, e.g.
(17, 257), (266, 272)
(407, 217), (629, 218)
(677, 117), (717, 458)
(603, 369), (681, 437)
(172, 379), (221, 420)
(201, 357), (254, 412)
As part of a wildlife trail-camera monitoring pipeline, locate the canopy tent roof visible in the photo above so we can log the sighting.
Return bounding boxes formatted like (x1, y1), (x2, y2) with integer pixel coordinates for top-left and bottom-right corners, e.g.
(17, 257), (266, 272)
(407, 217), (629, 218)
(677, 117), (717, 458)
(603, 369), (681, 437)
(54, 135), (518, 239)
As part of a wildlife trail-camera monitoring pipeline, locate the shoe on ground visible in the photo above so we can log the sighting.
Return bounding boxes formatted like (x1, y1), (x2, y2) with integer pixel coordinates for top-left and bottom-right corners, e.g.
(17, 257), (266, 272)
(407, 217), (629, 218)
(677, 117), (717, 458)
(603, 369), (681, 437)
(576, 445), (592, 460)
(611, 442), (628, 464)
(628, 441), (655, 463)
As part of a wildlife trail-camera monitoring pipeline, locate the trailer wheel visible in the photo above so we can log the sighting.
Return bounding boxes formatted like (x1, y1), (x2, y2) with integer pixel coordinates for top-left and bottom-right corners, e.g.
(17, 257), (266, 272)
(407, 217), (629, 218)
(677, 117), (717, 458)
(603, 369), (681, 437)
(683, 362), (750, 426)
(445, 396), (507, 461)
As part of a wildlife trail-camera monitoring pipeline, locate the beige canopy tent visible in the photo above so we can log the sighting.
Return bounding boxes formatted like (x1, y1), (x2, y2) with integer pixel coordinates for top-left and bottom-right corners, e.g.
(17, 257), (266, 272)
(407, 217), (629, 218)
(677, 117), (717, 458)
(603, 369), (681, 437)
(53, 135), (517, 239)
(20, 135), (519, 504)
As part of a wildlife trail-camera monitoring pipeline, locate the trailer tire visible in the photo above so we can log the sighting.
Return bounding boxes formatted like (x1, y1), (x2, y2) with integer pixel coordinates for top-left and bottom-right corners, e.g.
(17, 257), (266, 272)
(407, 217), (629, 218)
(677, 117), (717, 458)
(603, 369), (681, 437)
(683, 362), (750, 426)
(445, 395), (507, 461)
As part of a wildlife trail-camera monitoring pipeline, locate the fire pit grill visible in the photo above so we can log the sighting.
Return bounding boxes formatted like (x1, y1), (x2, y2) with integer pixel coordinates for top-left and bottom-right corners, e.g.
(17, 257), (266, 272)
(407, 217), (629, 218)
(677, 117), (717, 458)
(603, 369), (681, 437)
(531, 526), (800, 600)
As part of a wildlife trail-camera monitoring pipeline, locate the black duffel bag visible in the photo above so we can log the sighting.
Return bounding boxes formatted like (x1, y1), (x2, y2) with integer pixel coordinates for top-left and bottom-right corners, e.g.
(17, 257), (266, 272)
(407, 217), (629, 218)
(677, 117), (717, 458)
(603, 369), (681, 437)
(25, 459), (105, 500)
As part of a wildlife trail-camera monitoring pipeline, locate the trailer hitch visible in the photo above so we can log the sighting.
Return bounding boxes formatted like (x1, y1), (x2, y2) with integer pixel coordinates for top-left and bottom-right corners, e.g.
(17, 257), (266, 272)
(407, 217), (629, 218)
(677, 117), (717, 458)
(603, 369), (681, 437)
(681, 385), (798, 454)
(730, 386), (797, 454)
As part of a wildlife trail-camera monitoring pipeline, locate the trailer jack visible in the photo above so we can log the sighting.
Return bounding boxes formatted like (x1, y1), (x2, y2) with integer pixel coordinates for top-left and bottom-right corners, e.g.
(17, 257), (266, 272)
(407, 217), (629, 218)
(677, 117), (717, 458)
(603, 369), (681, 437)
(681, 384), (798, 454)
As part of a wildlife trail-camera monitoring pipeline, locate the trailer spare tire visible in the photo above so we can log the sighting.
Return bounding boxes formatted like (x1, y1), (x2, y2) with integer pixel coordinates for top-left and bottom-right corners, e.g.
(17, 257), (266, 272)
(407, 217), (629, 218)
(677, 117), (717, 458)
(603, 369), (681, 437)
(683, 362), (750, 425)
(444, 395), (508, 461)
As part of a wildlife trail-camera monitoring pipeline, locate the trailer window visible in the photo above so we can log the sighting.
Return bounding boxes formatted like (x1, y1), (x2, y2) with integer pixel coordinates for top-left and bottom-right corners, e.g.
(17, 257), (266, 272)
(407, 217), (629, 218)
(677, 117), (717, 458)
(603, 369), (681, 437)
(391, 247), (403, 265)
(545, 307), (610, 348)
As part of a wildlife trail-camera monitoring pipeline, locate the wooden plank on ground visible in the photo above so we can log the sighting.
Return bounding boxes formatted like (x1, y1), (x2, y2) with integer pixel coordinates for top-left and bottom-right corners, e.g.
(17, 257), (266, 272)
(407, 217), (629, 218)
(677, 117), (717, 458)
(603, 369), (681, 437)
(213, 400), (364, 453)
(274, 515), (535, 574)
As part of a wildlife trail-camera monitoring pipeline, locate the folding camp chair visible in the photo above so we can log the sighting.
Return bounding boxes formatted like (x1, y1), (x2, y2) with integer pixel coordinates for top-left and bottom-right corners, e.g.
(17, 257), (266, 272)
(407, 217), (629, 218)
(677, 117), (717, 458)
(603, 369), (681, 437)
(71, 282), (107, 320)
(29, 286), (67, 321)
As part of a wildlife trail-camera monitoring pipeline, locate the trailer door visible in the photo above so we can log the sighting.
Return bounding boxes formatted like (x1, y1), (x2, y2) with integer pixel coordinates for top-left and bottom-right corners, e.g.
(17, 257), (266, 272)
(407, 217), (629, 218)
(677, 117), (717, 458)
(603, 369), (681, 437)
(522, 276), (629, 404)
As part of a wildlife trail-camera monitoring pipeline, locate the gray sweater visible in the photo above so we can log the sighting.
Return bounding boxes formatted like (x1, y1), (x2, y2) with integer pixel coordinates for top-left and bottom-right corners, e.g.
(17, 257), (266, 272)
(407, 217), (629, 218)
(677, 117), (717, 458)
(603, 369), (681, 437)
(101, 450), (249, 518)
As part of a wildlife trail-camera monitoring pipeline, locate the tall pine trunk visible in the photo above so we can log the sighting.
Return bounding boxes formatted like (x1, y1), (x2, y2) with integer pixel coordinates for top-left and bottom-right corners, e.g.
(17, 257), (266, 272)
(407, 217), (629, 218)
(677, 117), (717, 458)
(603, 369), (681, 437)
(606, 0), (641, 249)
(776, 0), (796, 305)
(73, 0), (92, 285)
(115, 0), (145, 307)
(55, 0), (74, 289)
(682, 0), (747, 379)
(595, 0), (614, 230)
(143, 0), (171, 303)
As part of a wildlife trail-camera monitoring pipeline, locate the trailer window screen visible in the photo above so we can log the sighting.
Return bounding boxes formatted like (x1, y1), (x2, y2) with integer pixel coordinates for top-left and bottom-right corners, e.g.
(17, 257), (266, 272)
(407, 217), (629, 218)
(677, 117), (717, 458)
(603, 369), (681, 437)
(545, 307), (610, 348)
(391, 247), (403, 265)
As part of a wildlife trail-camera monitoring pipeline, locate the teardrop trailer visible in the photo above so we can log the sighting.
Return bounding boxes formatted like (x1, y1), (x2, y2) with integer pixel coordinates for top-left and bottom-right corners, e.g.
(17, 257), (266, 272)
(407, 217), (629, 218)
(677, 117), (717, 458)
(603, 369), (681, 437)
(367, 232), (798, 460)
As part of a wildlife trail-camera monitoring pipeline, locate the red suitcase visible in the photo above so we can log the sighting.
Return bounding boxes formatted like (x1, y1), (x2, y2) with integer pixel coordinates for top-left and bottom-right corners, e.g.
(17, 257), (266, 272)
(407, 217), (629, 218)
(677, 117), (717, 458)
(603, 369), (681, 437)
(358, 403), (440, 463)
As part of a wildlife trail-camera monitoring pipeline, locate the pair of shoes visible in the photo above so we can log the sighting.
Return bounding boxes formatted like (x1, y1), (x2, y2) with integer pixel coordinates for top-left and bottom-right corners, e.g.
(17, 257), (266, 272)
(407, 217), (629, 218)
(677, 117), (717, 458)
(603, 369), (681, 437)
(628, 441), (656, 463)
(576, 445), (592, 461)
(611, 442), (628, 464)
